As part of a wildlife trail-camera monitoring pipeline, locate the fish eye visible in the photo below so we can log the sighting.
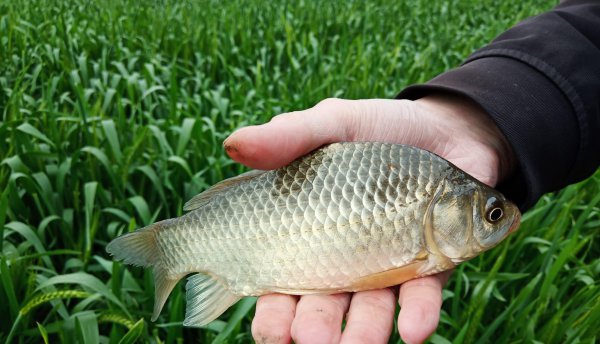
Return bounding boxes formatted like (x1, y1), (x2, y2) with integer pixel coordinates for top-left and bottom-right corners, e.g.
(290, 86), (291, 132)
(487, 207), (504, 223)
(484, 196), (505, 223)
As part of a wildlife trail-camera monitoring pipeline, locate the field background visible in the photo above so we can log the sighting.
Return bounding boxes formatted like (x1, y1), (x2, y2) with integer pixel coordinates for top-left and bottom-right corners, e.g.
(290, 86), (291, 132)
(1, 0), (598, 343)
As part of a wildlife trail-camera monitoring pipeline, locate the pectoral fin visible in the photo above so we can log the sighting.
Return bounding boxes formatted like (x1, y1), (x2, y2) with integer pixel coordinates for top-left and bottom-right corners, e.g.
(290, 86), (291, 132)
(349, 261), (427, 291)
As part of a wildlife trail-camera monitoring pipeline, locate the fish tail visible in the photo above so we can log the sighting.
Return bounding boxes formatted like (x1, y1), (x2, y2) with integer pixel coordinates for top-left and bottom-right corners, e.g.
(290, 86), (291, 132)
(106, 220), (181, 321)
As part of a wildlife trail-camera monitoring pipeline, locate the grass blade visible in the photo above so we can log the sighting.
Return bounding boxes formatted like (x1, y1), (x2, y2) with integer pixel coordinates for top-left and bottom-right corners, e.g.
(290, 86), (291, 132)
(0, 257), (19, 321)
(36, 322), (50, 344)
(118, 318), (145, 344)
(35, 272), (130, 317)
(75, 311), (99, 344)
(16, 123), (55, 147)
(212, 297), (257, 344)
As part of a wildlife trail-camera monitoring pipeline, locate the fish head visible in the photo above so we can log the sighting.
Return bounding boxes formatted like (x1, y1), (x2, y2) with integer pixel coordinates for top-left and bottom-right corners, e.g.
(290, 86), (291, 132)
(431, 181), (521, 263)
(471, 186), (521, 250)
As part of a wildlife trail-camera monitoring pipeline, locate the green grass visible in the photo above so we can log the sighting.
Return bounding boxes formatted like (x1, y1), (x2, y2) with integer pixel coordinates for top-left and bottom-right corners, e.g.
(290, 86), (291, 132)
(1, 0), (598, 342)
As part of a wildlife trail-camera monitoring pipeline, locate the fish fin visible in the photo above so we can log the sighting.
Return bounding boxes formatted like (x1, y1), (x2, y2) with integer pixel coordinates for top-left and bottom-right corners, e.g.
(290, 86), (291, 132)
(415, 249), (429, 260)
(416, 253), (456, 276)
(151, 266), (183, 321)
(106, 224), (162, 267)
(183, 170), (267, 211)
(183, 273), (241, 327)
(106, 220), (182, 321)
(349, 261), (427, 291)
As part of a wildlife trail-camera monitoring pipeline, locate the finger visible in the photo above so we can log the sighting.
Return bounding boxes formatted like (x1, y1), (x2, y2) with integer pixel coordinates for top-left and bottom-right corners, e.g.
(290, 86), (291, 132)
(340, 289), (395, 344)
(397, 271), (452, 344)
(290, 293), (351, 344)
(223, 99), (350, 170)
(223, 99), (428, 170)
(252, 294), (298, 344)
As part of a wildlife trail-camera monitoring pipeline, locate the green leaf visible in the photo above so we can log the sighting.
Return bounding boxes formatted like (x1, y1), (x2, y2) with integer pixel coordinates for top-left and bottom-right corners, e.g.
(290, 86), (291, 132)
(102, 208), (132, 224)
(35, 272), (130, 316)
(118, 318), (145, 344)
(94, 255), (142, 293)
(75, 311), (99, 344)
(80, 147), (120, 194)
(477, 274), (543, 344)
(176, 117), (196, 156)
(149, 125), (174, 156)
(141, 85), (166, 100)
(4, 221), (53, 268)
(127, 196), (151, 226)
(430, 333), (453, 344)
(212, 297), (256, 344)
(0, 257), (19, 320)
(0, 190), (8, 251)
(36, 322), (50, 344)
(84, 181), (98, 261)
(102, 119), (123, 162)
(81, 146), (113, 173)
(16, 123), (55, 147)
(37, 215), (63, 238)
(101, 88), (117, 114)
(135, 165), (167, 205)
(167, 155), (193, 177)
(31, 172), (54, 208)
(1, 155), (30, 174)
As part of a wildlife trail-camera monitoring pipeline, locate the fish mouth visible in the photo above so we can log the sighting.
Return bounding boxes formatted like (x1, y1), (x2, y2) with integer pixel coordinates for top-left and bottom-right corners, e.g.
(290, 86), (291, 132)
(508, 209), (521, 234)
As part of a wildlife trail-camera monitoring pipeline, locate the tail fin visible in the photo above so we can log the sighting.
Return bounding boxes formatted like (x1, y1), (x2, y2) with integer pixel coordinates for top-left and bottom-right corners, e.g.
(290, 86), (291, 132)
(106, 220), (182, 321)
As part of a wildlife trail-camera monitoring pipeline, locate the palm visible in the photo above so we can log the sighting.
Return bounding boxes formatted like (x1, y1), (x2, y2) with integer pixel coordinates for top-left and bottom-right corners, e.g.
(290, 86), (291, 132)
(224, 96), (509, 344)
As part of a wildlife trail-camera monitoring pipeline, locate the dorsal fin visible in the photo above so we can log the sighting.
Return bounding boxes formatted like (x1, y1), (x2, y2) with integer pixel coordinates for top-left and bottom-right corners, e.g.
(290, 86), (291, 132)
(183, 169), (267, 211)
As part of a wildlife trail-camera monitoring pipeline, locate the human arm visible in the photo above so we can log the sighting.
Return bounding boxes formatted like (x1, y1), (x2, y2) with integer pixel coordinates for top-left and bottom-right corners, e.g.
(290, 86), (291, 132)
(399, 0), (600, 210)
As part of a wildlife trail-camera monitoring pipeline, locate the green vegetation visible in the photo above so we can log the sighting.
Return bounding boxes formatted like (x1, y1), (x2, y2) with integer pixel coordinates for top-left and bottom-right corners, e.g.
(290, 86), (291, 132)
(1, 0), (597, 342)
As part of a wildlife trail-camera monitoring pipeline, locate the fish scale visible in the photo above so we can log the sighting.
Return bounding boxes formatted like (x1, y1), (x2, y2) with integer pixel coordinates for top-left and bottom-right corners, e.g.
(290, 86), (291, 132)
(164, 143), (440, 290)
(107, 141), (520, 326)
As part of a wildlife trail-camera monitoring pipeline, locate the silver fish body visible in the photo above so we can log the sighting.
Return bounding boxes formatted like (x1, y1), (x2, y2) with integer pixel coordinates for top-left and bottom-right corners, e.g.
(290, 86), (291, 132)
(107, 142), (520, 326)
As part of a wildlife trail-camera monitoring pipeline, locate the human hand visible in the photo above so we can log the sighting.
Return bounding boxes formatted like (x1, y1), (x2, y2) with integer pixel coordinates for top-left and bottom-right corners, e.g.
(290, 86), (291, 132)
(223, 94), (515, 344)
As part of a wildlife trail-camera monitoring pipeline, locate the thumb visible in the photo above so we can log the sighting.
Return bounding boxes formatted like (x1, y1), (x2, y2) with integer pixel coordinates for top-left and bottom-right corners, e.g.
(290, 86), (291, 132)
(223, 98), (428, 170)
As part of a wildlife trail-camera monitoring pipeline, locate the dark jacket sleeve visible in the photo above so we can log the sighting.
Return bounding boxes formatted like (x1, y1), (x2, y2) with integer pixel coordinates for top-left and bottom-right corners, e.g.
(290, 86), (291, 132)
(397, 0), (600, 210)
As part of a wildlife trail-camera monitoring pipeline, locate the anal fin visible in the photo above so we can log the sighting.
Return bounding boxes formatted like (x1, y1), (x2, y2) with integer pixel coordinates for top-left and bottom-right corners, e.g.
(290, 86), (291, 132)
(183, 273), (241, 327)
(152, 266), (183, 321)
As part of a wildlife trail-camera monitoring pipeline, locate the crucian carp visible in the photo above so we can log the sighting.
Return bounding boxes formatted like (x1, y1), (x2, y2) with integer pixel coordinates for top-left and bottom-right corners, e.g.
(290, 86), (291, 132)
(107, 142), (520, 326)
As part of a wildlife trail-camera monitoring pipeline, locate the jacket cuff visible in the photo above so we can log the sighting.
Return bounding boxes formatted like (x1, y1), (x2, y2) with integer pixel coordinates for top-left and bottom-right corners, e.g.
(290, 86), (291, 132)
(397, 56), (577, 210)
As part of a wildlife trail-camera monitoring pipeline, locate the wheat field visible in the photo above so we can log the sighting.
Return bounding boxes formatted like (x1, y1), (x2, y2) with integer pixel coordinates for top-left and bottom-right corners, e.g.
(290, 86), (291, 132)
(1, 0), (598, 343)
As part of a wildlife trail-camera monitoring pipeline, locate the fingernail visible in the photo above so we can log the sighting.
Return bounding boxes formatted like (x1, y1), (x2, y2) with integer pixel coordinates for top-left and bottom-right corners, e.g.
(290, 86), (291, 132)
(224, 141), (238, 154)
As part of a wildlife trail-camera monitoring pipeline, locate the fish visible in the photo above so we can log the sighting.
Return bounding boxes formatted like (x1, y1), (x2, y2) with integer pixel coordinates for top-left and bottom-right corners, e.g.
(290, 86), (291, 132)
(106, 142), (520, 326)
